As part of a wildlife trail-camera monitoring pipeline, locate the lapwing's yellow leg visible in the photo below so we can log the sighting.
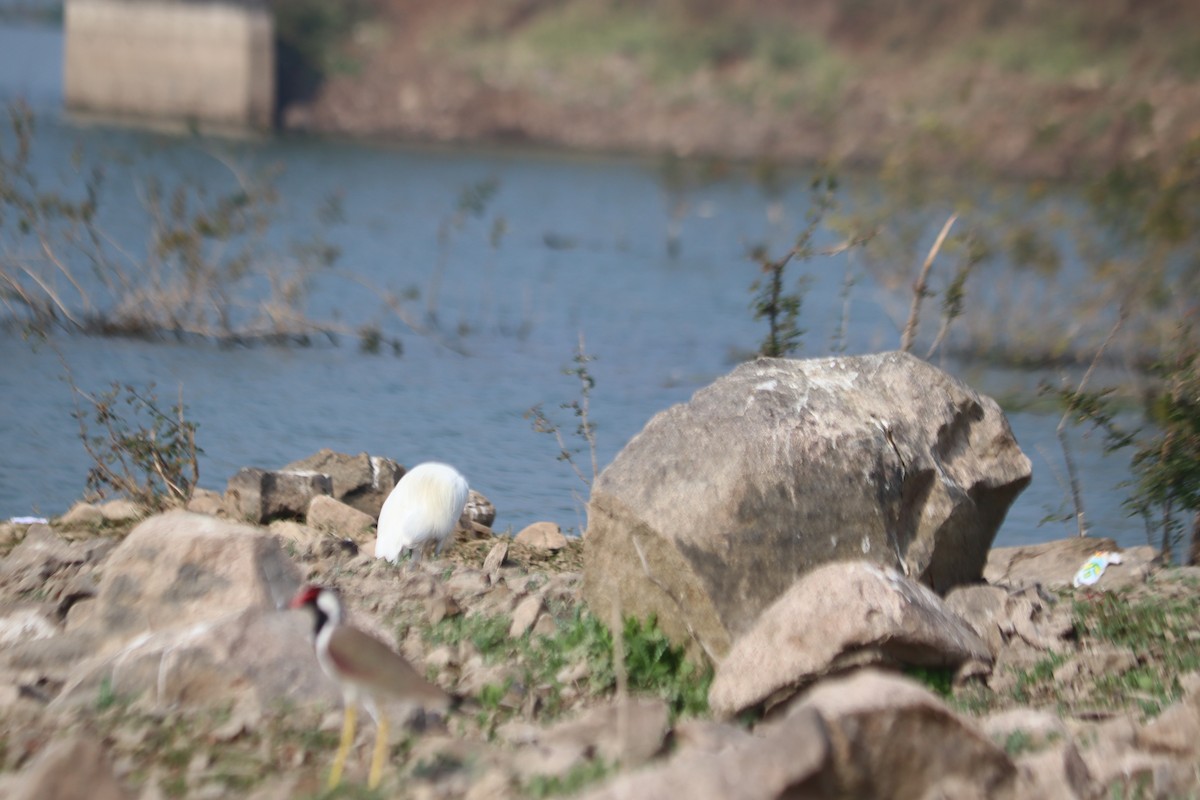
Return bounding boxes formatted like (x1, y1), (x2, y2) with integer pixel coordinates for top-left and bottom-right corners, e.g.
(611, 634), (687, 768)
(329, 704), (357, 789)
(367, 712), (390, 790)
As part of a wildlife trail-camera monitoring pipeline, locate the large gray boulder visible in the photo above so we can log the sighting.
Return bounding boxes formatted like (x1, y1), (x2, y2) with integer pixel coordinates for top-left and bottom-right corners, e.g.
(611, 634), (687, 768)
(8, 511), (333, 714)
(584, 352), (1031, 659)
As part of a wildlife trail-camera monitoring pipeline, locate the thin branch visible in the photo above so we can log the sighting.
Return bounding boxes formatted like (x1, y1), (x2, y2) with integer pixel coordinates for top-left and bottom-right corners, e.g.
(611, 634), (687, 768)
(1057, 308), (1127, 537)
(900, 213), (957, 353)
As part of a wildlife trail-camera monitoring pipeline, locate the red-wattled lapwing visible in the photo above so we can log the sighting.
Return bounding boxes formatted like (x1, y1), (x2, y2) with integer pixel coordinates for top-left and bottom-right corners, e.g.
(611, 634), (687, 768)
(289, 584), (452, 789)
(375, 462), (469, 565)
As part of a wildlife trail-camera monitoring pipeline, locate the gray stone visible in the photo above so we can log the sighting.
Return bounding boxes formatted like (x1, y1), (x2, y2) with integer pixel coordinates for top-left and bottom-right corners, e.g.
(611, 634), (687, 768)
(709, 561), (992, 718)
(982, 707), (1071, 750)
(98, 499), (146, 523)
(585, 352), (1031, 659)
(79, 510), (301, 643)
(282, 449), (404, 519)
(305, 494), (376, 541)
(483, 540), (509, 580)
(515, 522), (568, 550)
(508, 594), (543, 638)
(787, 669), (1018, 800)
(577, 704), (831, 800)
(984, 537), (1156, 591)
(541, 696), (669, 767)
(1136, 672), (1200, 757)
(53, 607), (338, 712)
(58, 502), (105, 528)
(185, 488), (227, 517)
(5, 735), (129, 800)
(465, 489), (496, 528)
(224, 467), (333, 523)
(1012, 742), (1098, 800)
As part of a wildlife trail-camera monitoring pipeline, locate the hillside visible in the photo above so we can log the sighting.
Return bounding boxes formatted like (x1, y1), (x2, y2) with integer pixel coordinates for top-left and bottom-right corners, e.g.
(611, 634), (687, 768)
(278, 0), (1200, 178)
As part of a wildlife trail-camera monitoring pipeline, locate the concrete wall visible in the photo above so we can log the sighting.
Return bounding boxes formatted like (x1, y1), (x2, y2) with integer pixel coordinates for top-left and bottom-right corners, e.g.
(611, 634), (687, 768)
(64, 0), (275, 130)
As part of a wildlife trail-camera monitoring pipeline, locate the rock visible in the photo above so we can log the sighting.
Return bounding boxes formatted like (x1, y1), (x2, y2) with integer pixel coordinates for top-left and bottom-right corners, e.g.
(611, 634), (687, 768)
(945, 583), (1010, 657)
(945, 583), (1073, 661)
(515, 522), (568, 550)
(984, 537), (1156, 590)
(540, 696), (669, 767)
(58, 501), (105, 528)
(709, 561), (992, 717)
(282, 449), (404, 518)
(465, 489), (496, 528)
(982, 707), (1072, 751)
(98, 499), (146, 523)
(1012, 742), (1098, 800)
(501, 699), (686, 781)
(36, 511), (326, 712)
(1136, 672), (1200, 757)
(267, 520), (324, 553)
(445, 570), (490, 602)
(1051, 646), (1139, 688)
(671, 717), (754, 753)
(185, 488), (227, 517)
(0, 521), (26, 555)
(788, 669), (1018, 799)
(508, 594), (543, 638)
(0, 525), (115, 605)
(0, 607), (59, 647)
(5, 735), (129, 800)
(305, 495), (376, 541)
(77, 510), (301, 643)
(54, 606), (339, 712)
(462, 768), (517, 800)
(585, 352), (1031, 659)
(578, 704), (831, 800)
(224, 467), (333, 523)
(483, 540), (509, 579)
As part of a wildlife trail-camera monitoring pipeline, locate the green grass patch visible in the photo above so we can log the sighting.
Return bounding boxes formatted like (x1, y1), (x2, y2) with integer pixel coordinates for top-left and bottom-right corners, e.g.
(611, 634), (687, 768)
(422, 606), (712, 721)
(904, 665), (955, 698)
(1072, 589), (1200, 716)
(523, 758), (613, 799)
(1011, 653), (1068, 706)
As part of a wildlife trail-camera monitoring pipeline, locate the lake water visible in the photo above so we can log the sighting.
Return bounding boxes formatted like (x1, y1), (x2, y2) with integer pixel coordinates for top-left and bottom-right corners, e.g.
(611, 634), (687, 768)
(0, 20), (1150, 549)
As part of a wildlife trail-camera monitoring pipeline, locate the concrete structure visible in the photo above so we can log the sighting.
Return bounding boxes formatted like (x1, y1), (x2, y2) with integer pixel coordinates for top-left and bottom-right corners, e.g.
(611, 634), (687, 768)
(64, 0), (275, 130)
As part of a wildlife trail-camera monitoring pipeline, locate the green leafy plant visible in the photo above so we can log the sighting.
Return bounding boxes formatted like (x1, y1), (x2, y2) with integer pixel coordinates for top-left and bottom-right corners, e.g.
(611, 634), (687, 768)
(526, 336), (600, 526)
(71, 379), (201, 509)
(1047, 326), (1200, 563)
(749, 172), (857, 358)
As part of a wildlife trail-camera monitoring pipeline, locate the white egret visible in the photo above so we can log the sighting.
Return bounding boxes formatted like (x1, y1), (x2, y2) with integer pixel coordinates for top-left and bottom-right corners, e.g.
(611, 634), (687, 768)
(374, 462), (469, 564)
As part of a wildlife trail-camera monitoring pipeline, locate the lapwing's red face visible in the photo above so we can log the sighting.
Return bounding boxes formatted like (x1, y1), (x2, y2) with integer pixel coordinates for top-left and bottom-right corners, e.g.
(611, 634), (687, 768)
(289, 584), (323, 610)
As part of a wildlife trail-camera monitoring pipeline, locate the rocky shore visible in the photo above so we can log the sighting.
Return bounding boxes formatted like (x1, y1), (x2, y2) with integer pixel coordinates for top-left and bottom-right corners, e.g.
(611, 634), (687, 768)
(0, 501), (1196, 799)
(0, 353), (1198, 798)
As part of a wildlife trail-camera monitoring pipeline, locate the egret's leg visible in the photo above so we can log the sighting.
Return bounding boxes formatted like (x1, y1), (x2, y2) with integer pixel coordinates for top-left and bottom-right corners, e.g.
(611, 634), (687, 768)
(367, 711), (390, 790)
(329, 704), (357, 789)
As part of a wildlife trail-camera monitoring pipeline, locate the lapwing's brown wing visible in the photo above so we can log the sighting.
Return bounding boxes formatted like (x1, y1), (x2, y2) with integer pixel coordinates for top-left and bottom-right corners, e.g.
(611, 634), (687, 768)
(325, 625), (451, 708)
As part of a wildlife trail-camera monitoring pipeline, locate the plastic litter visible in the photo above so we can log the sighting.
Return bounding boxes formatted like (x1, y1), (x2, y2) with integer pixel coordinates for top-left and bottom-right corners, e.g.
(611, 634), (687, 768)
(8, 516), (48, 525)
(1072, 551), (1124, 588)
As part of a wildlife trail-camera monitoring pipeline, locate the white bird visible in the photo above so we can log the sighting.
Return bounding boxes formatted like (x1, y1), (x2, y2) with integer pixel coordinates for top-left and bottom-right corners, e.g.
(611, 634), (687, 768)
(289, 584), (452, 789)
(374, 462), (469, 564)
